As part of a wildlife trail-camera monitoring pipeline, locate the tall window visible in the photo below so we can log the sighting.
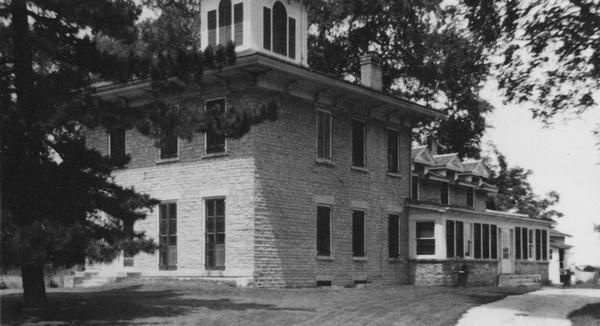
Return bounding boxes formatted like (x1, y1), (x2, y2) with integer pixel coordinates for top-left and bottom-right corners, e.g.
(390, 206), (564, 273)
(491, 225), (498, 259)
(208, 1), (243, 47)
(387, 129), (399, 173)
(263, 2), (296, 59)
(206, 198), (225, 269)
(317, 206), (331, 256)
(108, 127), (126, 161)
(316, 110), (332, 160)
(474, 223), (482, 258)
(233, 3), (243, 45)
(542, 229), (548, 260)
(515, 227), (522, 259)
(160, 128), (178, 160)
(440, 182), (449, 206)
(352, 120), (366, 167)
(535, 229), (542, 260)
(466, 188), (474, 207)
(528, 229), (534, 259)
(208, 10), (217, 46)
(411, 176), (419, 201)
(388, 214), (400, 258)
(416, 221), (435, 255)
(159, 202), (177, 270)
(474, 223), (498, 259)
(352, 210), (366, 257)
(218, 0), (232, 46)
(205, 99), (226, 154)
(446, 220), (464, 258)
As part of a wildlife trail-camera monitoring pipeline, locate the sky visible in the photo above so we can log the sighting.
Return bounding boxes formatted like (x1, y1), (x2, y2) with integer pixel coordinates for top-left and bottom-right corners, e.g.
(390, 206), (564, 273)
(480, 80), (600, 267)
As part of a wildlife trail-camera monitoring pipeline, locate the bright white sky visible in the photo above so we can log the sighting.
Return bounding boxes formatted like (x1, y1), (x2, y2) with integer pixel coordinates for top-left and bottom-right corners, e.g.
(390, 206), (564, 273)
(481, 80), (600, 266)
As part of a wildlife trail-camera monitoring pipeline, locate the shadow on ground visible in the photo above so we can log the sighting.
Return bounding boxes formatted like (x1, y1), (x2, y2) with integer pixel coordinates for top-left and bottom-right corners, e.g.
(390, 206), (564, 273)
(568, 302), (600, 326)
(1, 285), (312, 325)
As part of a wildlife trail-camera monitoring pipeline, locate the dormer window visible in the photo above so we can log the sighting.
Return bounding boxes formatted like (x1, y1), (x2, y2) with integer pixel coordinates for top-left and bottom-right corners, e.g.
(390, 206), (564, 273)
(208, 0), (243, 47)
(263, 1), (296, 59)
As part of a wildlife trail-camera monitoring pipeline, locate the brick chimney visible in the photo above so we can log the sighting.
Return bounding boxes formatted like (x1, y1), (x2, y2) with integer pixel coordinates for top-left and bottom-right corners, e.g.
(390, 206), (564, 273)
(359, 53), (383, 91)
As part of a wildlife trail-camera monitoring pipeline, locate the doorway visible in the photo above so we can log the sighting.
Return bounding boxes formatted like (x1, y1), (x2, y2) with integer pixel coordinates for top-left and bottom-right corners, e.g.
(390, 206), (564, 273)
(500, 227), (514, 274)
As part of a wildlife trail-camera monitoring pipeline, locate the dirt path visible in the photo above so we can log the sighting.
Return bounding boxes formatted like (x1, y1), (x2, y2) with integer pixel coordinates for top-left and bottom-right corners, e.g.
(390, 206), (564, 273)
(455, 288), (600, 326)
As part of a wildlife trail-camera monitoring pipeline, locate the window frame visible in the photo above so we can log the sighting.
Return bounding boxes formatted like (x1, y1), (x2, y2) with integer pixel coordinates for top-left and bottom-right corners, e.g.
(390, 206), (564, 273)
(440, 182), (449, 206)
(316, 205), (333, 257)
(351, 118), (366, 168)
(352, 209), (367, 258)
(386, 128), (400, 174)
(316, 108), (333, 162)
(204, 97), (228, 155)
(446, 219), (464, 258)
(388, 214), (400, 259)
(466, 187), (474, 208)
(158, 201), (178, 271)
(158, 128), (179, 161)
(107, 126), (126, 161)
(411, 176), (419, 201)
(205, 197), (226, 270)
(416, 221), (436, 256)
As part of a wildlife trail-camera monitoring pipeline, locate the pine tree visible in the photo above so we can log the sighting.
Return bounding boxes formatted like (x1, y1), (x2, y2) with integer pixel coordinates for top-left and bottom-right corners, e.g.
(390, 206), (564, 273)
(0, 0), (275, 311)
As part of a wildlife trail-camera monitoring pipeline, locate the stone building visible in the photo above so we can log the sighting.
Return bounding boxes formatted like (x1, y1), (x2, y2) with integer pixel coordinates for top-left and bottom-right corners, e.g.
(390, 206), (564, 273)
(82, 0), (551, 287)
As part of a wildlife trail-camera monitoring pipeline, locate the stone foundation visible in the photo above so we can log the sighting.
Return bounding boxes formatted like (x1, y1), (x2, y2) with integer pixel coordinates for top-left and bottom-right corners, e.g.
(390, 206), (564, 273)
(409, 260), (499, 286)
(514, 261), (549, 280)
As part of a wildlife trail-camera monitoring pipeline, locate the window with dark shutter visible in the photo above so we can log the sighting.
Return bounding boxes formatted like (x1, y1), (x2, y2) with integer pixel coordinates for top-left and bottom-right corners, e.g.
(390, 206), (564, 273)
(316, 110), (331, 160)
(440, 182), (449, 205)
(482, 224), (490, 259)
(535, 229), (541, 260)
(160, 128), (178, 159)
(542, 230), (548, 260)
(387, 129), (399, 173)
(208, 10), (217, 46)
(474, 223), (482, 259)
(352, 210), (365, 257)
(205, 99), (226, 154)
(446, 220), (455, 258)
(491, 224), (497, 259)
(288, 17), (296, 59)
(272, 2), (287, 56)
(109, 127), (126, 161)
(388, 214), (399, 258)
(456, 221), (464, 257)
(522, 227), (529, 260)
(317, 206), (331, 256)
(515, 227), (522, 259)
(218, 0), (232, 45)
(234, 3), (243, 45)
(351, 120), (365, 168)
(416, 222), (435, 255)
(263, 7), (271, 50)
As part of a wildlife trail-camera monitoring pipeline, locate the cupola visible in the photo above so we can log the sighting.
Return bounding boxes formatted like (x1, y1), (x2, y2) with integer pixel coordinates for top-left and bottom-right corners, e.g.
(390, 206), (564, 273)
(200, 0), (309, 66)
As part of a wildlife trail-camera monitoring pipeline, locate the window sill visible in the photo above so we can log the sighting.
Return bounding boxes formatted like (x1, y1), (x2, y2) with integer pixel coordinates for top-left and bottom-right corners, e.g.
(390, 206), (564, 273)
(388, 257), (403, 263)
(387, 172), (402, 178)
(205, 266), (226, 271)
(156, 157), (180, 164)
(352, 256), (368, 261)
(317, 255), (335, 261)
(351, 166), (369, 173)
(315, 158), (335, 167)
(202, 151), (229, 159)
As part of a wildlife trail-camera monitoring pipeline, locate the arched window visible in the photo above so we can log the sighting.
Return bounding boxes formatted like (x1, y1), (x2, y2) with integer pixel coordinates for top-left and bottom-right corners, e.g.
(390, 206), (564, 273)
(272, 1), (287, 56)
(218, 0), (232, 45)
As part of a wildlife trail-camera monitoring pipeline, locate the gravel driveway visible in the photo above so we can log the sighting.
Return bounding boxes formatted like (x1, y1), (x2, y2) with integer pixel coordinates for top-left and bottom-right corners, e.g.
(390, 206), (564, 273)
(456, 288), (600, 326)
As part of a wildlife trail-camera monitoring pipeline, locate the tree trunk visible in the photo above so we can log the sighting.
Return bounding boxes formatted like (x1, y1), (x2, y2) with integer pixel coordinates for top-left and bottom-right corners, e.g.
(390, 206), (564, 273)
(21, 263), (47, 312)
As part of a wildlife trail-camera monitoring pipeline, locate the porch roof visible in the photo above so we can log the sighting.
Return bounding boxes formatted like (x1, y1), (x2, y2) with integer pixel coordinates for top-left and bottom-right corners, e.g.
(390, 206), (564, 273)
(550, 240), (572, 249)
(407, 203), (554, 225)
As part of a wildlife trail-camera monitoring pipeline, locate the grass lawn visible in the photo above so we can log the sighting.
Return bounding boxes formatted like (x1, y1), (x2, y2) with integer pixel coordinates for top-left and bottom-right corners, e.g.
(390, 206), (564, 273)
(1, 280), (524, 326)
(568, 302), (600, 326)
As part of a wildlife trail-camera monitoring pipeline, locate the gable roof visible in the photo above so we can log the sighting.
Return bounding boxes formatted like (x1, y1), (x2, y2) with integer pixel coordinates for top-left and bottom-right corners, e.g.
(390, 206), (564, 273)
(462, 160), (491, 178)
(432, 153), (465, 172)
(412, 146), (437, 165)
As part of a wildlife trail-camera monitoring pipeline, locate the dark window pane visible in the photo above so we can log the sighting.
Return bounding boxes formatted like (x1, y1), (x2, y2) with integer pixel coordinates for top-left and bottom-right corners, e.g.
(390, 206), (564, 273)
(317, 206), (331, 256)
(388, 214), (399, 258)
(482, 224), (490, 259)
(234, 3), (243, 45)
(169, 203), (177, 219)
(456, 221), (464, 257)
(216, 216), (225, 233)
(169, 219), (177, 235)
(272, 2), (287, 55)
(206, 198), (226, 268)
(446, 220), (455, 258)
(535, 229), (541, 260)
(466, 188), (474, 207)
(491, 225), (497, 259)
(206, 99), (226, 154)
(522, 227), (528, 260)
(387, 129), (399, 173)
(417, 239), (435, 255)
(263, 7), (271, 50)
(515, 227), (521, 259)
(474, 223), (482, 259)
(288, 18), (296, 59)
(109, 127), (126, 160)
(218, 0), (232, 45)
(160, 129), (178, 159)
(159, 202), (177, 270)
(416, 222), (435, 255)
(208, 10), (217, 46)
(317, 111), (331, 159)
(216, 199), (225, 216)
(412, 176), (419, 201)
(352, 120), (365, 167)
(416, 222), (434, 238)
(440, 183), (449, 205)
(542, 230), (548, 260)
(206, 217), (215, 233)
(352, 210), (365, 257)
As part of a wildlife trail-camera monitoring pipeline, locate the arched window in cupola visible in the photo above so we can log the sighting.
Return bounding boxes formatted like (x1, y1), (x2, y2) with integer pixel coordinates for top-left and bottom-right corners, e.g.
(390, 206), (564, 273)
(263, 1), (296, 59)
(218, 0), (232, 45)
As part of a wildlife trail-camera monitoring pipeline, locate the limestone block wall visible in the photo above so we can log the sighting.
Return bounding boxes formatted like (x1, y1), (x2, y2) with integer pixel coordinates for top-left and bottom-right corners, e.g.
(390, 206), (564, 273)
(514, 261), (549, 280)
(408, 260), (499, 286)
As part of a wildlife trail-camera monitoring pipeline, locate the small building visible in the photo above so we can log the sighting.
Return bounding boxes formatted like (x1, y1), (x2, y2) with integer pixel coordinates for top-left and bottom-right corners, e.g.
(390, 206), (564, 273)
(548, 230), (573, 285)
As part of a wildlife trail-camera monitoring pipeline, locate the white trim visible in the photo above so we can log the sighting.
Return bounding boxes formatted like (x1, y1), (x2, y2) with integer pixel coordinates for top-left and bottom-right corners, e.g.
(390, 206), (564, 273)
(204, 97), (229, 155)
(350, 200), (369, 210)
(386, 205), (404, 214)
(316, 108), (332, 161)
(314, 195), (334, 205)
(415, 220), (436, 258)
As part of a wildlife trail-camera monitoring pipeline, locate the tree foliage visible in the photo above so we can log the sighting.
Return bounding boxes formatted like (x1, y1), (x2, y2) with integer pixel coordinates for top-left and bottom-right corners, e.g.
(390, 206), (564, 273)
(0, 0), (275, 310)
(485, 147), (563, 221)
(307, 0), (498, 158)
